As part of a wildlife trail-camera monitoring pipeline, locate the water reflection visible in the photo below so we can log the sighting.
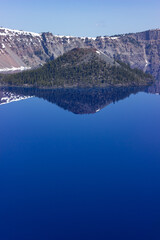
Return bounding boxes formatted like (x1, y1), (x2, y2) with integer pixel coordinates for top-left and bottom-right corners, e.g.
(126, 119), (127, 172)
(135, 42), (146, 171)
(0, 88), (32, 105)
(1, 82), (160, 114)
(1, 85), (152, 114)
(147, 81), (160, 95)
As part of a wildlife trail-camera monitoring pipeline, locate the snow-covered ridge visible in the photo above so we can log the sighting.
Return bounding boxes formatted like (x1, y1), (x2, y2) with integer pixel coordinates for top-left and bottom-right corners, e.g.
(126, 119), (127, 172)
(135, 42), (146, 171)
(0, 27), (97, 39)
(110, 36), (120, 40)
(0, 27), (40, 37)
(0, 27), (98, 40)
(54, 34), (96, 40)
(0, 27), (128, 41)
(54, 34), (78, 39)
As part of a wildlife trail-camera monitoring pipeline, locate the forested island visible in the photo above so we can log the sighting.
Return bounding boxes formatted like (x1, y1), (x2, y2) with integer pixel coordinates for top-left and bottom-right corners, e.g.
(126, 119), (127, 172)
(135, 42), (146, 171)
(0, 48), (154, 88)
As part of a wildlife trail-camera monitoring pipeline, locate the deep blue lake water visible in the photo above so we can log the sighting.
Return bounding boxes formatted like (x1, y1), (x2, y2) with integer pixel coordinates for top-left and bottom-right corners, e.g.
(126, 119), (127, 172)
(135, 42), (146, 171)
(0, 86), (160, 240)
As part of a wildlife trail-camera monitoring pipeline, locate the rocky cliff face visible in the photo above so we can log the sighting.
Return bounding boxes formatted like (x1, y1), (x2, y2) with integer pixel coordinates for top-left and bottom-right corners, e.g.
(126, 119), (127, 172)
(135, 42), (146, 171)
(0, 27), (160, 80)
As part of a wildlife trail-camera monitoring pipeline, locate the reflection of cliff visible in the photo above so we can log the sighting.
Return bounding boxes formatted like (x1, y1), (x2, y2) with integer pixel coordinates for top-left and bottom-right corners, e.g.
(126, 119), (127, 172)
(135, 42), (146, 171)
(147, 81), (160, 95)
(0, 88), (31, 105)
(0, 86), (147, 114)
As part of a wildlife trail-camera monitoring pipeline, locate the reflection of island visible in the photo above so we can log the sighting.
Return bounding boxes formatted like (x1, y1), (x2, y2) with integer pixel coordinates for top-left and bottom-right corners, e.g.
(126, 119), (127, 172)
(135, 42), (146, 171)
(34, 87), (148, 114)
(0, 86), (148, 114)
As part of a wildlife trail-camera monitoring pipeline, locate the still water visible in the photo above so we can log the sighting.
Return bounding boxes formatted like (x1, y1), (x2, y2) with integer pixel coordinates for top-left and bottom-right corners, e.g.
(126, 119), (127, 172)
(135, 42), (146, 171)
(0, 85), (160, 240)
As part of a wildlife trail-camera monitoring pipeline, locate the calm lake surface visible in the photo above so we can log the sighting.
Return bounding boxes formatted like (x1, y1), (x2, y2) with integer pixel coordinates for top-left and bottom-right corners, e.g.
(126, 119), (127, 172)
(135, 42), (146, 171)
(0, 85), (160, 240)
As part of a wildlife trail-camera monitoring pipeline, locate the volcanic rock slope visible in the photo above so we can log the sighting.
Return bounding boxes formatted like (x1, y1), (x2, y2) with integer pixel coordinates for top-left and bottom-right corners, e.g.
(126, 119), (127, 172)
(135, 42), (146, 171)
(0, 27), (160, 80)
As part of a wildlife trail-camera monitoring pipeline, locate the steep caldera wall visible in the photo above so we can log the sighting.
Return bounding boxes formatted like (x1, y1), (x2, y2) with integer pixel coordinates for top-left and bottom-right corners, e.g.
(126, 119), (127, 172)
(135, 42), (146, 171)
(0, 28), (160, 80)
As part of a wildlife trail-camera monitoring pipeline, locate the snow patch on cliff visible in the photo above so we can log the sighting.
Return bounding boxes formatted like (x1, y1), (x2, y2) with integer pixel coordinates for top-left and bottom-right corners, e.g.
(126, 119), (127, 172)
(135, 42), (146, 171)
(96, 50), (101, 55)
(0, 66), (31, 72)
(110, 36), (120, 40)
(143, 46), (149, 72)
(1, 43), (5, 49)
